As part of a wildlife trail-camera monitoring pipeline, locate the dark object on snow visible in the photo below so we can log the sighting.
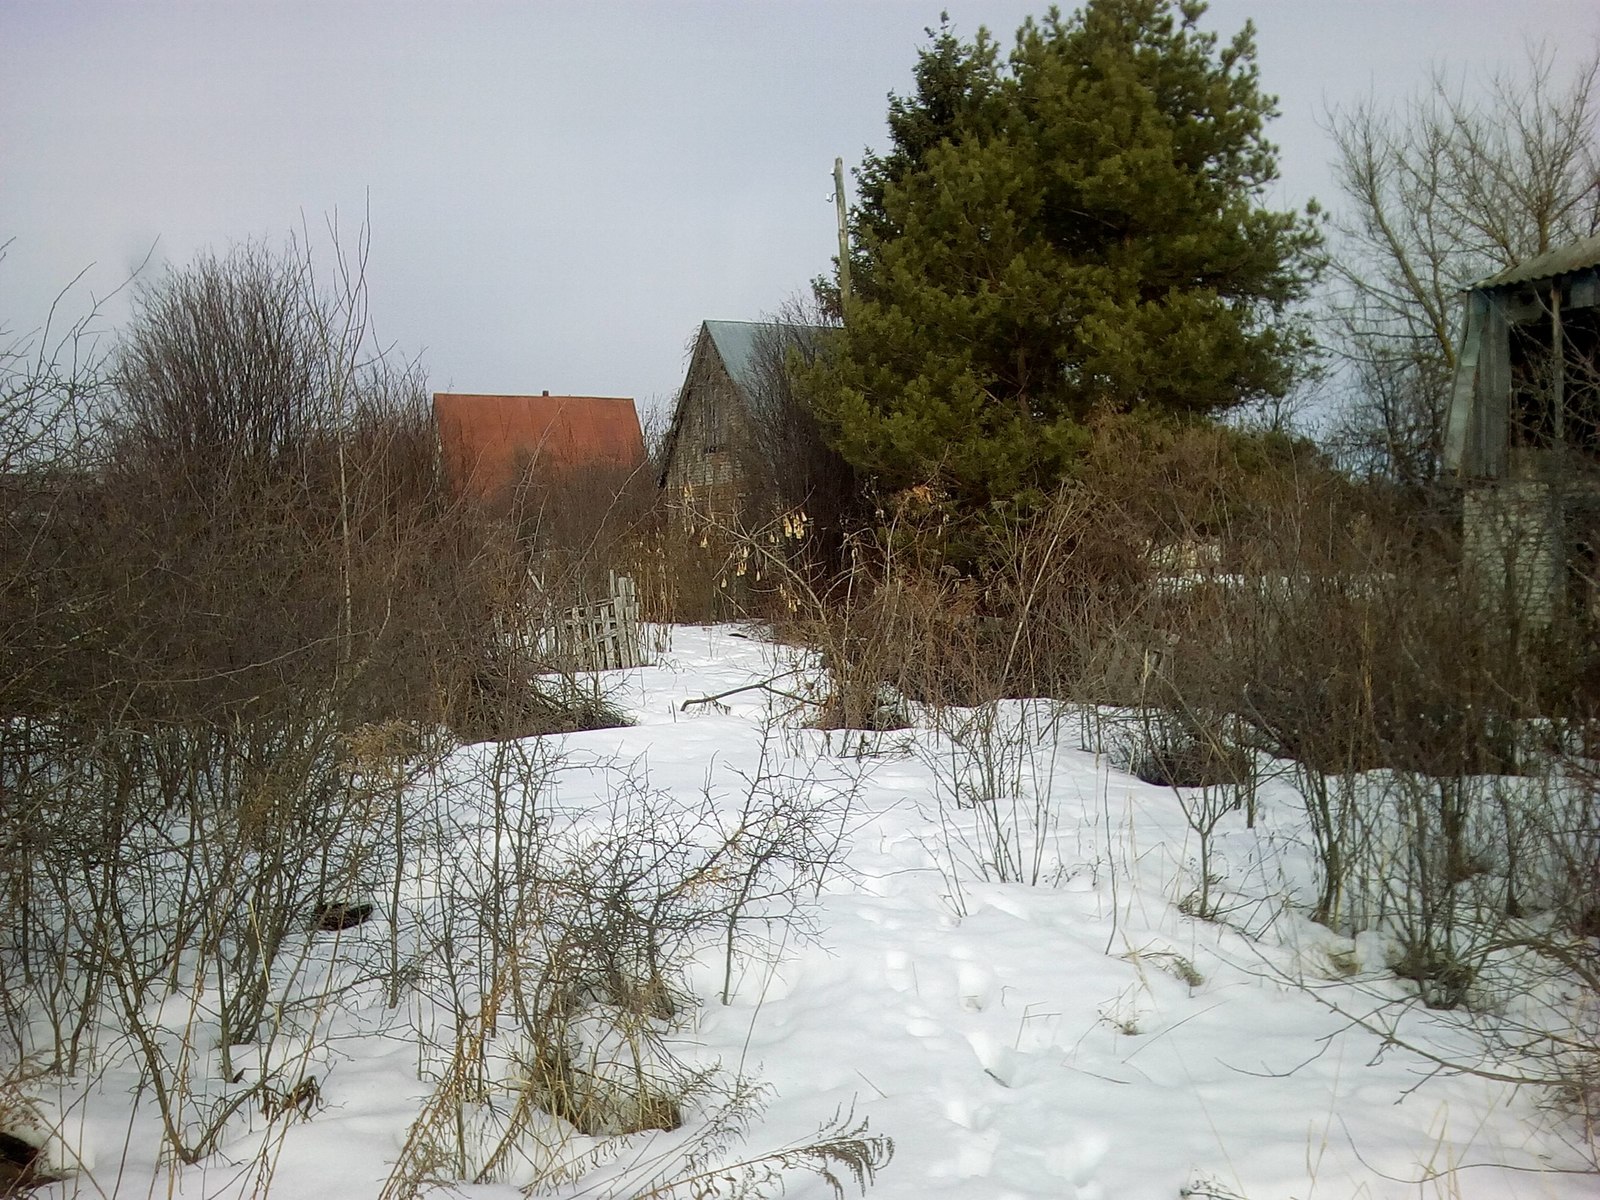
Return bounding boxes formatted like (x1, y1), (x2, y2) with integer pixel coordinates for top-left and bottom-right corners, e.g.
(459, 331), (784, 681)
(0, 1131), (60, 1195)
(1390, 945), (1476, 1011)
(312, 902), (374, 932)
(1130, 738), (1251, 790)
(453, 665), (631, 741)
(261, 1075), (322, 1121)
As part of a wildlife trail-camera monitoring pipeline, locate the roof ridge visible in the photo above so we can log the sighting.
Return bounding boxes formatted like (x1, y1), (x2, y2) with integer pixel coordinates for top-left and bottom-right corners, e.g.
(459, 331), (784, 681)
(702, 317), (834, 329)
(433, 392), (635, 402)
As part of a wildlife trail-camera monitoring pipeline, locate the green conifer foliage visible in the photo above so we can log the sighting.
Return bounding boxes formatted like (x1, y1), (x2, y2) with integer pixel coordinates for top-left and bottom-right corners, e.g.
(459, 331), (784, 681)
(813, 0), (1322, 511)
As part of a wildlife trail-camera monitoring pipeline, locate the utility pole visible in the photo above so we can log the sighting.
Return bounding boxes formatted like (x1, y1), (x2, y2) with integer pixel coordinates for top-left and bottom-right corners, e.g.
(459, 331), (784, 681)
(834, 157), (852, 316)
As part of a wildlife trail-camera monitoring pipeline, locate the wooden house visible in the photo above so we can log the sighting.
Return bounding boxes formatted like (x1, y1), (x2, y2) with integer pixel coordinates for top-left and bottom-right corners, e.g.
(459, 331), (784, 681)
(1443, 232), (1600, 626)
(657, 320), (830, 527)
(433, 392), (646, 510)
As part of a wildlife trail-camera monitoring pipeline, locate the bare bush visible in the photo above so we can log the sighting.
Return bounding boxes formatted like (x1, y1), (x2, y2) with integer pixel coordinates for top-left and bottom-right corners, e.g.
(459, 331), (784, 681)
(0, 234), (553, 1181)
(784, 409), (1597, 1139)
(383, 730), (860, 1193)
(1, 229), (883, 1193)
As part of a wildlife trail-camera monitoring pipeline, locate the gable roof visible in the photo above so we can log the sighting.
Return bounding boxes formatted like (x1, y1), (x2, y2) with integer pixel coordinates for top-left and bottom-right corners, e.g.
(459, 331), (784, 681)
(658, 320), (836, 486)
(433, 392), (645, 501)
(701, 319), (833, 402)
(701, 320), (770, 400)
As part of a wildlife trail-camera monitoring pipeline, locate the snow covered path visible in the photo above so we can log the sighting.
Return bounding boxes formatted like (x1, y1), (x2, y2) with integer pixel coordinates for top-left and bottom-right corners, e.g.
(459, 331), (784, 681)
(604, 627), (1593, 1200)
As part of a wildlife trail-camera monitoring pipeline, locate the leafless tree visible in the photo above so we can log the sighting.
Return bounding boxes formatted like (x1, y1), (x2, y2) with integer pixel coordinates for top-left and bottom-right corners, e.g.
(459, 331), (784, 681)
(741, 297), (856, 574)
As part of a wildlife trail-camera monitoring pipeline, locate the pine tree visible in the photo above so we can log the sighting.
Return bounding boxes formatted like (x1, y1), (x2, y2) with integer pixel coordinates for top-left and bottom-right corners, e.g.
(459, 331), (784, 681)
(813, 0), (1322, 511)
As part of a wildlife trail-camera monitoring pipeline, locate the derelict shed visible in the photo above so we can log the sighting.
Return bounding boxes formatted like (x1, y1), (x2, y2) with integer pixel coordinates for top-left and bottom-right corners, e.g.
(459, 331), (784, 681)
(660, 318), (840, 538)
(1443, 231), (1600, 628)
(433, 392), (646, 508)
(658, 321), (767, 522)
(1445, 231), (1600, 478)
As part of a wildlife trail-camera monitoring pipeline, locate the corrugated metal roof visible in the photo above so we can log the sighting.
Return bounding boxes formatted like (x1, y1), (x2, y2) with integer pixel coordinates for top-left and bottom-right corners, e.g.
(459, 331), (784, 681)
(433, 393), (645, 501)
(1471, 231), (1600, 291)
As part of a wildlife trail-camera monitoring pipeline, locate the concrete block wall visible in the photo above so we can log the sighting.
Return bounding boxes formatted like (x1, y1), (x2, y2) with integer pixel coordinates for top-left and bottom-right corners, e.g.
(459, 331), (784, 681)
(1462, 481), (1566, 630)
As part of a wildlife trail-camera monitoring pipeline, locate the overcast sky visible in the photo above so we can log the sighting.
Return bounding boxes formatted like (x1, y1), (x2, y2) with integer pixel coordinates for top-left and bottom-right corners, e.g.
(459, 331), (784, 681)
(2, 1), (1596, 418)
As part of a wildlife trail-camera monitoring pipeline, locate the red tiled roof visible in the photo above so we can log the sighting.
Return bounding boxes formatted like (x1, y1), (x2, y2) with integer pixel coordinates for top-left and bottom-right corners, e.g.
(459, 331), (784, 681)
(433, 393), (646, 501)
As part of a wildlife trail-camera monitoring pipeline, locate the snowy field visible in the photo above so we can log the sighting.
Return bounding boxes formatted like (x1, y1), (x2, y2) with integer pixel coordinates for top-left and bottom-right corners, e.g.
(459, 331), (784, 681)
(12, 625), (1596, 1199)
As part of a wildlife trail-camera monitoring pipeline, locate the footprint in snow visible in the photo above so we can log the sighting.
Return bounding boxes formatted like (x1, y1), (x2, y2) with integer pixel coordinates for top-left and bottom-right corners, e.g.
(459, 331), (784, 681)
(964, 1028), (1019, 1087)
(1045, 1127), (1110, 1199)
(883, 947), (918, 996)
(956, 958), (996, 1012)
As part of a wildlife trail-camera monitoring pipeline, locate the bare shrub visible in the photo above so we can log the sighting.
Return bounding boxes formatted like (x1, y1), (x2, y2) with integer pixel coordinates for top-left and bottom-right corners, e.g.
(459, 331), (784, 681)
(787, 409), (1597, 1133)
(99, 251), (476, 730)
(18, 718), (414, 1161)
(384, 731), (860, 1193)
(0, 234), (561, 1181)
(2, 234), (878, 1192)
(1107, 432), (1600, 1134)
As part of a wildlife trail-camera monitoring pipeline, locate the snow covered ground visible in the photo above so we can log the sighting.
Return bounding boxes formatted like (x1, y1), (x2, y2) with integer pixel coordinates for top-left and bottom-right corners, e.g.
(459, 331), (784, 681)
(15, 625), (1596, 1198)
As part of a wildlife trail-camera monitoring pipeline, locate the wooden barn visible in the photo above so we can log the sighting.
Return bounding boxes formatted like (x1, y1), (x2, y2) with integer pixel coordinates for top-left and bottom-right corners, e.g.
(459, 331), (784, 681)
(433, 392), (646, 510)
(657, 320), (830, 526)
(1443, 231), (1600, 627)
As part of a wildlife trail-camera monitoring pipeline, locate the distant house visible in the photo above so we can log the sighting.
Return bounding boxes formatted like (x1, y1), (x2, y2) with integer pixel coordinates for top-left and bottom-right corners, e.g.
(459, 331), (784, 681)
(433, 392), (646, 509)
(658, 320), (830, 525)
(1443, 231), (1600, 626)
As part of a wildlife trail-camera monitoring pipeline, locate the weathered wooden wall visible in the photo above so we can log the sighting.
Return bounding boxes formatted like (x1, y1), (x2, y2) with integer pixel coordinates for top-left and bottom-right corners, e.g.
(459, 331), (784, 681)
(662, 335), (751, 523)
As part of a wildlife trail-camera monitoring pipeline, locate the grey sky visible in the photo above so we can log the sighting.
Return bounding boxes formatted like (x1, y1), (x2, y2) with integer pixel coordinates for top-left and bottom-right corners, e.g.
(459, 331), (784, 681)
(2, 1), (1596, 418)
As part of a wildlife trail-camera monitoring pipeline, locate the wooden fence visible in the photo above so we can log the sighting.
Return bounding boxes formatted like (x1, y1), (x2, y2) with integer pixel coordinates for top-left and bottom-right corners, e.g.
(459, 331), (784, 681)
(552, 572), (643, 671)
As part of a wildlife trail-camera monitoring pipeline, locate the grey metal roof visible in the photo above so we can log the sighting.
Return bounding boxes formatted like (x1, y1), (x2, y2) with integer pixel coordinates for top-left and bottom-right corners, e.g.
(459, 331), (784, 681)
(702, 319), (834, 400)
(1470, 231), (1600, 291)
(703, 320), (768, 399)
(656, 319), (835, 487)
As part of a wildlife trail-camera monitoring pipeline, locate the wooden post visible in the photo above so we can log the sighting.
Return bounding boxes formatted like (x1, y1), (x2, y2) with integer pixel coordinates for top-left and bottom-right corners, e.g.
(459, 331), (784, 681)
(834, 157), (852, 314)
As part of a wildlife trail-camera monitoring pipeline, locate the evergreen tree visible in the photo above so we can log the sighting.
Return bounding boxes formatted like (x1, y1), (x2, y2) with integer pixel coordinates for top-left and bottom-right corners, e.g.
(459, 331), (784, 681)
(813, 0), (1322, 511)
(850, 15), (1003, 296)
